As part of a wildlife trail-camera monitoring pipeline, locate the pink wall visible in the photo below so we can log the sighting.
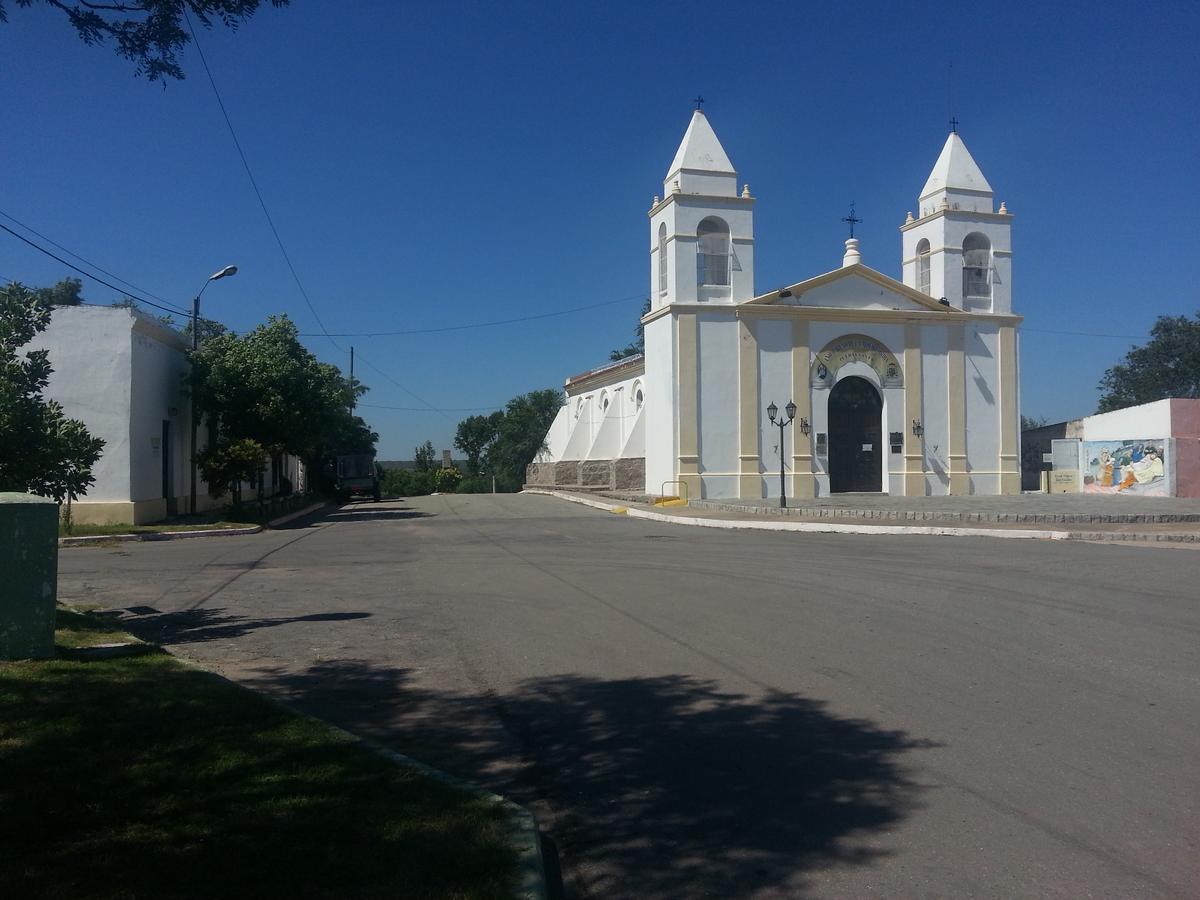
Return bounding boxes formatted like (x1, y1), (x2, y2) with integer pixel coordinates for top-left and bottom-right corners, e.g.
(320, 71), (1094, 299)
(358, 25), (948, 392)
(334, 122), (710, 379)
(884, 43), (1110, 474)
(1170, 401), (1200, 497)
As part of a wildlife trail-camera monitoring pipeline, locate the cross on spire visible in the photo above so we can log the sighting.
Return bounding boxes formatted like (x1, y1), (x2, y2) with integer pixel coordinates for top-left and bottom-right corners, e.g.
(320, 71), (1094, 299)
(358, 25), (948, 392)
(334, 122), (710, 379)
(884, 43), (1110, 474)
(842, 202), (862, 238)
(694, 95), (705, 112)
(949, 115), (959, 134)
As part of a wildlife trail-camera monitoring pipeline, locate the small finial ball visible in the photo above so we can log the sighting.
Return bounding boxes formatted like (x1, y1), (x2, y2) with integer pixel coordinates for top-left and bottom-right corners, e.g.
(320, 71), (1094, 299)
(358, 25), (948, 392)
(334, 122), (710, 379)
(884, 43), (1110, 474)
(742, 184), (751, 198)
(905, 211), (914, 224)
(672, 179), (681, 193)
(999, 201), (1009, 215)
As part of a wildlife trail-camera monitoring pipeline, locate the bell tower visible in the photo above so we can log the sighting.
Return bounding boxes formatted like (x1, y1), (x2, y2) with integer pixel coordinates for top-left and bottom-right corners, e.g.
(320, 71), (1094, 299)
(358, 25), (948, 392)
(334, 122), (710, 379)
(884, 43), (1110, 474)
(648, 106), (755, 308)
(900, 129), (1013, 314)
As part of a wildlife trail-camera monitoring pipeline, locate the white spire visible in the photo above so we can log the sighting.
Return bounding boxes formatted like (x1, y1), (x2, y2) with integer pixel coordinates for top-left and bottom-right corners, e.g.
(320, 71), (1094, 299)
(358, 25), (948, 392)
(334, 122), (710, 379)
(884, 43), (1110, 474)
(919, 132), (993, 206)
(664, 110), (738, 197)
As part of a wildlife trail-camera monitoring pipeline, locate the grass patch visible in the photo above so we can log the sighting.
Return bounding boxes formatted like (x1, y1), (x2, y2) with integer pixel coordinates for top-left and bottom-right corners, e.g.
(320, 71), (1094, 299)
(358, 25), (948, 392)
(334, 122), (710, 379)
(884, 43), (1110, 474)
(54, 605), (141, 649)
(59, 521), (256, 538)
(1, 610), (518, 898)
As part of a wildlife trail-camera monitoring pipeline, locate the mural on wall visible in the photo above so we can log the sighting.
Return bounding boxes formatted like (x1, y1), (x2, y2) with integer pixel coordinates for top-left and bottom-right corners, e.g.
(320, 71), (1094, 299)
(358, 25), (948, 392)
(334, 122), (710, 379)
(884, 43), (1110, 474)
(812, 334), (903, 389)
(1081, 440), (1168, 495)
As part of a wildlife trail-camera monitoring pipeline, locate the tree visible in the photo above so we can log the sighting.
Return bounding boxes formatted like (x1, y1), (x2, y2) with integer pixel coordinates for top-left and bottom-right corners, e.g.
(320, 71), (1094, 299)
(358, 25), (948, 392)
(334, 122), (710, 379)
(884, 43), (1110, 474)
(188, 315), (376, 495)
(1020, 415), (1047, 432)
(0, 282), (105, 503)
(481, 388), (563, 491)
(196, 436), (265, 502)
(1097, 312), (1200, 412)
(454, 412), (503, 476)
(609, 298), (652, 361)
(33, 278), (85, 307)
(413, 440), (437, 472)
(0, 0), (291, 82)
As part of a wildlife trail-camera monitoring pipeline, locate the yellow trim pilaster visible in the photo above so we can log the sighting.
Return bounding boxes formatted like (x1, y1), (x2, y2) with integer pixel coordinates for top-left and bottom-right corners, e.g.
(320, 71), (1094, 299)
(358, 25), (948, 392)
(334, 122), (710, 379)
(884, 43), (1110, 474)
(999, 325), (1020, 495)
(790, 320), (814, 499)
(947, 325), (968, 494)
(903, 323), (925, 496)
(676, 313), (700, 500)
(737, 318), (761, 498)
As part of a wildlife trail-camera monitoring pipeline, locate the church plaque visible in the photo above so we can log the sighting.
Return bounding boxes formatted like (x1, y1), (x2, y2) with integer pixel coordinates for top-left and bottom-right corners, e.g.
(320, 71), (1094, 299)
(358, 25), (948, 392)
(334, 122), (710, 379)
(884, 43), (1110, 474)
(811, 334), (903, 389)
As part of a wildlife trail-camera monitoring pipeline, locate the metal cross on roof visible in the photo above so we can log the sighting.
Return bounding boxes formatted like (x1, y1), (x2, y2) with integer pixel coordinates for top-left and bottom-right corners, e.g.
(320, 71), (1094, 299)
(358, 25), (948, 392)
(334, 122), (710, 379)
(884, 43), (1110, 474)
(842, 202), (862, 238)
(949, 116), (959, 133)
(694, 95), (705, 111)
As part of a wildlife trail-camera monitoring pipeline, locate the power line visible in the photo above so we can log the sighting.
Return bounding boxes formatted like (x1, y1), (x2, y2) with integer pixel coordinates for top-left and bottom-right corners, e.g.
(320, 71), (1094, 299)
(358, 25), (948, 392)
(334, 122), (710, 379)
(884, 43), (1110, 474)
(0, 208), (179, 308)
(1023, 327), (1146, 340)
(0, 222), (193, 319)
(360, 402), (506, 412)
(300, 293), (646, 337)
(354, 354), (458, 424)
(184, 10), (337, 347)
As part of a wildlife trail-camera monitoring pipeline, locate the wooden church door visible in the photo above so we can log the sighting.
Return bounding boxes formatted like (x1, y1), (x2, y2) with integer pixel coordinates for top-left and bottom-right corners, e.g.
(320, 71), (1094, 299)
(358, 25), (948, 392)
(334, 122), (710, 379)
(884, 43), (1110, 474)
(828, 376), (883, 493)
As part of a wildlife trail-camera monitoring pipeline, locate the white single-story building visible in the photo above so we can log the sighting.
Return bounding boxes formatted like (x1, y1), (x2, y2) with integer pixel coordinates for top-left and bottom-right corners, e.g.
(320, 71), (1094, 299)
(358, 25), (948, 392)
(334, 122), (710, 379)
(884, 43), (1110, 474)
(530, 109), (1021, 499)
(29, 305), (302, 523)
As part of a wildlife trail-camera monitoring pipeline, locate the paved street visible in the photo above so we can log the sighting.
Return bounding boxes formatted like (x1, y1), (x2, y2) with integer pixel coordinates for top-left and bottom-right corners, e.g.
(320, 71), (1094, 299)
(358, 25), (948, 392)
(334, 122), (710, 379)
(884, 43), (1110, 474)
(58, 495), (1200, 899)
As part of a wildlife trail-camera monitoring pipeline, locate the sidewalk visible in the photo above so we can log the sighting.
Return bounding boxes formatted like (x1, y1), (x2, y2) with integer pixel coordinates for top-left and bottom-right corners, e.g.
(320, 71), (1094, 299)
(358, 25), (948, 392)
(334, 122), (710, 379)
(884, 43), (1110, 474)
(528, 490), (1200, 543)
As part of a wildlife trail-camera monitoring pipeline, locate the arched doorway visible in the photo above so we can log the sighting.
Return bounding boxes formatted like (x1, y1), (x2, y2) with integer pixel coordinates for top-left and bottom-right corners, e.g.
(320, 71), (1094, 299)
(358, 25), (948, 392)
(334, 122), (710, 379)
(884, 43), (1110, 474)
(828, 376), (883, 493)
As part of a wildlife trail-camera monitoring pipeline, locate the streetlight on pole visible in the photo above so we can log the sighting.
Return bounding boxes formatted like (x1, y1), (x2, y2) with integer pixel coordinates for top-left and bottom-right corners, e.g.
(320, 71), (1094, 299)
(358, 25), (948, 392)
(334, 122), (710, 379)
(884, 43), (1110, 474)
(189, 264), (238, 515)
(766, 399), (798, 508)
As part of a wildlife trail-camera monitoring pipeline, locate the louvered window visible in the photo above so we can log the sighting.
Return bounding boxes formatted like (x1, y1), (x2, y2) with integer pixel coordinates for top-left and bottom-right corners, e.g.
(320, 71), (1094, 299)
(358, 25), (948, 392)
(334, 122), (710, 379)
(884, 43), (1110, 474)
(916, 239), (931, 295)
(658, 224), (668, 294)
(697, 217), (730, 286)
(962, 233), (991, 298)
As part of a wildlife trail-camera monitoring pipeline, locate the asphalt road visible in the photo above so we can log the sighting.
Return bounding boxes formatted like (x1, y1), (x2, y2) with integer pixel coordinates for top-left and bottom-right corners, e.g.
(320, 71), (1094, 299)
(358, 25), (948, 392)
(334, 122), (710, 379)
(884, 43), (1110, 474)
(58, 495), (1200, 898)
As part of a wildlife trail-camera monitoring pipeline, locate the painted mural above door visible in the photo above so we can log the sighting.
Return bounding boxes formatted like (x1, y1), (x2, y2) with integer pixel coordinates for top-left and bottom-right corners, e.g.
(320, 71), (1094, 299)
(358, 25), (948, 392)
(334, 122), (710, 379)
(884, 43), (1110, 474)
(812, 334), (903, 390)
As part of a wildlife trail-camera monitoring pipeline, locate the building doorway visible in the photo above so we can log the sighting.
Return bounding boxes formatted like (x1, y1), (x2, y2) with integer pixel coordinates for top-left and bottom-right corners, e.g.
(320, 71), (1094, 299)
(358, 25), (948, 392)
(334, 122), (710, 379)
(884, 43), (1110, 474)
(162, 420), (177, 516)
(828, 376), (883, 493)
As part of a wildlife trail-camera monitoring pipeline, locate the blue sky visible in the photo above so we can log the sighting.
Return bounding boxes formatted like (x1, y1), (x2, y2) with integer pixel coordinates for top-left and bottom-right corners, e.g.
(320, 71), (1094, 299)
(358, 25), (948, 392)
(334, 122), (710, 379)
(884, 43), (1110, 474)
(3, 1), (1198, 458)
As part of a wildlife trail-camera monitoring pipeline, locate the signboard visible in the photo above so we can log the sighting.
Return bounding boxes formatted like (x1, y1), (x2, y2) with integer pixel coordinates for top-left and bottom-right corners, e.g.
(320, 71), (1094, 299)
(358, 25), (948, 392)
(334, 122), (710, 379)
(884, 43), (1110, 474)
(1050, 470), (1079, 493)
(812, 334), (902, 389)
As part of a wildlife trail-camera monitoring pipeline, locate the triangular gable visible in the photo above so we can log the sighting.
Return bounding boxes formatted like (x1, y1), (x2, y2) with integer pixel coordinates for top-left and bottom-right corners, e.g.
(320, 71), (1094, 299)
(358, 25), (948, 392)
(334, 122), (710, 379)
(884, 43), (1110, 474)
(745, 264), (956, 314)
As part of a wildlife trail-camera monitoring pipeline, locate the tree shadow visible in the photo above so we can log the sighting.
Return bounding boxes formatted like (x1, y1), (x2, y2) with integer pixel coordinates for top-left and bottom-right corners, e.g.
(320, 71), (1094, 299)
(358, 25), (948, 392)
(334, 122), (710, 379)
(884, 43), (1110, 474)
(320, 508), (433, 523)
(118, 607), (372, 646)
(247, 659), (935, 898)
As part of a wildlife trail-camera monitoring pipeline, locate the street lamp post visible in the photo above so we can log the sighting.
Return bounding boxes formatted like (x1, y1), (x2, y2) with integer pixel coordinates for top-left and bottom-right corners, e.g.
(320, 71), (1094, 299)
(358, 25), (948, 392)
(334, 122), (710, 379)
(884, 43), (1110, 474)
(189, 265), (238, 515)
(767, 399), (798, 508)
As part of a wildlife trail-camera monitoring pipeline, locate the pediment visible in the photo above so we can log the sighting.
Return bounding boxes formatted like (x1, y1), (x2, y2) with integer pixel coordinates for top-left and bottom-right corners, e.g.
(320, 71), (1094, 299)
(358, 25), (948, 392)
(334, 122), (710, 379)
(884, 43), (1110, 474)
(745, 264), (952, 313)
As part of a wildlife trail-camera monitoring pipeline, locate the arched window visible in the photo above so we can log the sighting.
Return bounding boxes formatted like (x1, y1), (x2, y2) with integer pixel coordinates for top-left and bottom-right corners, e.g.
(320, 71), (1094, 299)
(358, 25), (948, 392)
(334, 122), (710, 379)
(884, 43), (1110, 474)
(600, 391), (609, 413)
(916, 239), (931, 295)
(658, 224), (668, 295)
(632, 381), (644, 411)
(697, 217), (730, 286)
(962, 233), (991, 298)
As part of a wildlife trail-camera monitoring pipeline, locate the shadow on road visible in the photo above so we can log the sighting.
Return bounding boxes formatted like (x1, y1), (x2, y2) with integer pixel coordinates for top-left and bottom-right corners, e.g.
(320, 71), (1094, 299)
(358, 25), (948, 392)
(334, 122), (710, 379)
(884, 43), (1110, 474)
(119, 607), (372, 645)
(242, 659), (934, 898)
(321, 508), (434, 524)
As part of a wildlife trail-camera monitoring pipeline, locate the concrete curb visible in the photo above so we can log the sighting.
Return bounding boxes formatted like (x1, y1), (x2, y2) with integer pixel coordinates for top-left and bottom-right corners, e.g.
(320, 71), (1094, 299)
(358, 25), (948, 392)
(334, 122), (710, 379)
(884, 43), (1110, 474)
(57, 500), (330, 547)
(267, 500), (330, 528)
(524, 489), (1074, 541)
(167, 652), (547, 900)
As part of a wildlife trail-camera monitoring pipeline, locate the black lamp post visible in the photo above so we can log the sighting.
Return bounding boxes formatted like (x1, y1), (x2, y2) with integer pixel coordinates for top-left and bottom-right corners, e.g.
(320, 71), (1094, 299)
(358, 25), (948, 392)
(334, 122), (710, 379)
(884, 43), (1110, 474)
(767, 399), (798, 508)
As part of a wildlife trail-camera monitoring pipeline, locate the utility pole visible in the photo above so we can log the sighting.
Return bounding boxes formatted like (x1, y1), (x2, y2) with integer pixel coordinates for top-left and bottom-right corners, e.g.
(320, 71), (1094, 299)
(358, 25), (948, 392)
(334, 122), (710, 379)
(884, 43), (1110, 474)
(349, 345), (355, 411)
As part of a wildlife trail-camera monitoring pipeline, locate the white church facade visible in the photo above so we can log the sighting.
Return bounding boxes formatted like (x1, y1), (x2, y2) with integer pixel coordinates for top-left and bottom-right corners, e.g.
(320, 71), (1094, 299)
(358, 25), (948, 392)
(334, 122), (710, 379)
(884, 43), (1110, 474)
(528, 110), (1021, 499)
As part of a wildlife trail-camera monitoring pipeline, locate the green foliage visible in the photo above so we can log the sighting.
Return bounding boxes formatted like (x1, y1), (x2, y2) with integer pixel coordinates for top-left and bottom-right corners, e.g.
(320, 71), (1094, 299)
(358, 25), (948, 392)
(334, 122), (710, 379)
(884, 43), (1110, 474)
(181, 317), (230, 347)
(451, 388), (563, 491)
(454, 474), (494, 494)
(433, 466), (462, 492)
(379, 465), (435, 498)
(0, 282), (104, 501)
(1020, 415), (1048, 432)
(196, 437), (267, 501)
(413, 440), (437, 472)
(609, 298), (652, 361)
(33, 278), (84, 307)
(454, 411), (503, 476)
(1097, 312), (1200, 412)
(0, 0), (292, 82)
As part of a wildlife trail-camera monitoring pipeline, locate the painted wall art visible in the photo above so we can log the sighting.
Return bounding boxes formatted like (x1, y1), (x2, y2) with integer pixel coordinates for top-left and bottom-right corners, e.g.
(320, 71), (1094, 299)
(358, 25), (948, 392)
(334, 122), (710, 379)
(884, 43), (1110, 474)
(1080, 440), (1169, 496)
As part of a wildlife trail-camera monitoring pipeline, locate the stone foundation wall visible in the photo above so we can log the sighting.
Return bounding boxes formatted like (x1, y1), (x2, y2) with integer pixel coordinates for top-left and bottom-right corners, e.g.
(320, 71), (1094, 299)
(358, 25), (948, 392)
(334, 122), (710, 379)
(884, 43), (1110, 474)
(525, 458), (646, 492)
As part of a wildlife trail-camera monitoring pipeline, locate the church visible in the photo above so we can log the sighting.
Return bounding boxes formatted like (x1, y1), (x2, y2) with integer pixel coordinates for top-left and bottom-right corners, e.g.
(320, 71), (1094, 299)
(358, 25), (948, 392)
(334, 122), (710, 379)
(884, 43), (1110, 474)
(526, 109), (1021, 499)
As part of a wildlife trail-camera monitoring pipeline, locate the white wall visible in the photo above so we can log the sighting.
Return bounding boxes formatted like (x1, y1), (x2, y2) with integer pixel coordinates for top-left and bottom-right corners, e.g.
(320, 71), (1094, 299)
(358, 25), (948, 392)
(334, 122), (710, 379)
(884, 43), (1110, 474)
(697, 314), (739, 497)
(965, 324), (1001, 494)
(129, 317), (194, 503)
(756, 319), (791, 499)
(1079, 399), (1172, 441)
(644, 316), (676, 493)
(920, 327), (951, 494)
(34, 306), (134, 501)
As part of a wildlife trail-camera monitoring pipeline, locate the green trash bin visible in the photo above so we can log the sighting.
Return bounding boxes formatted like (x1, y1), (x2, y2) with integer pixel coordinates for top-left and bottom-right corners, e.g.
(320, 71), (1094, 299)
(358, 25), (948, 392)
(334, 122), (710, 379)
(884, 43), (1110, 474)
(0, 493), (59, 661)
